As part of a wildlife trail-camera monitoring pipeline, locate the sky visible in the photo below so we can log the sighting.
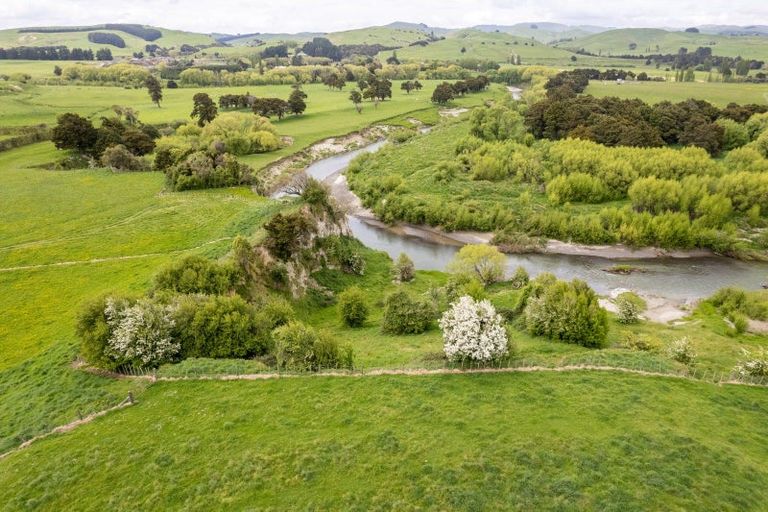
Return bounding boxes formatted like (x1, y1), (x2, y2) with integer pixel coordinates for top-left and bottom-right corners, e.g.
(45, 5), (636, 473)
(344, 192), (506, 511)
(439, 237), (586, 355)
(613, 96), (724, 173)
(3, 0), (768, 34)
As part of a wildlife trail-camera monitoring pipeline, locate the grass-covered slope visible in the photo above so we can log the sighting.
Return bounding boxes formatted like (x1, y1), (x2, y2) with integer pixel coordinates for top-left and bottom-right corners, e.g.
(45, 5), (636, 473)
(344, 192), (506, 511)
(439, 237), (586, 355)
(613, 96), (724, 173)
(384, 29), (616, 65)
(0, 142), (280, 450)
(0, 25), (216, 56)
(556, 28), (768, 60)
(585, 80), (768, 107)
(1, 373), (767, 510)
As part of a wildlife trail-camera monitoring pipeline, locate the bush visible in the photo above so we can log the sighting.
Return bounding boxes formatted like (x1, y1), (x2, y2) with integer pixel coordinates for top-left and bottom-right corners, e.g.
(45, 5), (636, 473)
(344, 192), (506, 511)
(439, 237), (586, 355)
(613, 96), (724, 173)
(622, 332), (661, 352)
(76, 294), (133, 369)
(734, 348), (768, 378)
(729, 312), (749, 334)
(153, 255), (237, 295)
(615, 292), (647, 324)
(447, 244), (506, 285)
(509, 266), (529, 289)
(100, 144), (147, 171)
(444, 273), (486, 302)
(439, 296), (509, 362)
(273, 321), (352, 371)
(104, 297), (179, 368)
(523, 277), (608, 347)
(393, 253), (415, 282)
(667, 337), (696, 365)
(173, 294), (270, 359)
(382, 290), (435, 335)
(338, 287), (369, 327)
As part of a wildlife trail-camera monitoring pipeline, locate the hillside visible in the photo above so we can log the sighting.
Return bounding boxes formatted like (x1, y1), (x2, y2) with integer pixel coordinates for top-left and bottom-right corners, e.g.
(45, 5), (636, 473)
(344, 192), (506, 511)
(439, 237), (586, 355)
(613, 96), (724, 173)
(328, 25), (435, 46)
(556, 28), (768, 60)
(472, 22), (608, 43)
(2, 373), (768, 509)
(0, 25), (216, 56)
(379, 29), (585, 65)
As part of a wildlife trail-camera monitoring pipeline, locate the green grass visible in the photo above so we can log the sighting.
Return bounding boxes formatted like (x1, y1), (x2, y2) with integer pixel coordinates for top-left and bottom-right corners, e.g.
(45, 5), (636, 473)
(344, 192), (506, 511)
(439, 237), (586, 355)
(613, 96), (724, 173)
(384, 29), (640, 66)
(585, 79), (768, 107)
(557, 28), (768, 61)
(0, 81), (499, 169)
(0, 141), (282, 450)
(0, 26), (215, 57)
(329, 26), (430, 46)
(2, 372), (768, 510)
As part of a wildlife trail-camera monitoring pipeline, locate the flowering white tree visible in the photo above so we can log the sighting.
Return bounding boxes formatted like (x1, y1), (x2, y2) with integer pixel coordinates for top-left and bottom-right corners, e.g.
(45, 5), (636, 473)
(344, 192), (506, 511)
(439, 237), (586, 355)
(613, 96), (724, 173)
(439, 296), (508, 362)
(105, 298), (179, 368)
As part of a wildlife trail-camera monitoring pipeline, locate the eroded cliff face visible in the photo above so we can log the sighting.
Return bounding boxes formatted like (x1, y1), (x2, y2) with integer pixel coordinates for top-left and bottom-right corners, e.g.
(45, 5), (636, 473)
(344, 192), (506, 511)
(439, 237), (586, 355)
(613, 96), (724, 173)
(238, 202), (361, 299)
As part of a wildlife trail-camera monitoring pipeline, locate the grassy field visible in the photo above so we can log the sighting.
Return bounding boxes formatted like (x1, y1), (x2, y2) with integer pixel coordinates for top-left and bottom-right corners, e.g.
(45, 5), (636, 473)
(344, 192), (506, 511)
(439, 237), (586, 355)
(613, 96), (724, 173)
(557, 28), (768, 60)
(1, 372), (768, 510)
(0, 26), (215, 56)
(383, 29), (641, 67)
(0, 80), (500, 169)
(0, 141), (283, 450)
(585, 80), (768, 106)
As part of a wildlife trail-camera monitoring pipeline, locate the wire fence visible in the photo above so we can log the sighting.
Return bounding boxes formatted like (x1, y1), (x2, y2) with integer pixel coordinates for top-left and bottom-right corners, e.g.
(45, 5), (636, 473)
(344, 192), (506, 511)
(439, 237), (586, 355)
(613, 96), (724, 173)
(114, 357), (768, 388)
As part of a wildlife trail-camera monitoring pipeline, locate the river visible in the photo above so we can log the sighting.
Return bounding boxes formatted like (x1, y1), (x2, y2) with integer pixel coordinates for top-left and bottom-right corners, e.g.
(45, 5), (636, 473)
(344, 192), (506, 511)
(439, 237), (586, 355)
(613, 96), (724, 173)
(282, 136), (768, 301)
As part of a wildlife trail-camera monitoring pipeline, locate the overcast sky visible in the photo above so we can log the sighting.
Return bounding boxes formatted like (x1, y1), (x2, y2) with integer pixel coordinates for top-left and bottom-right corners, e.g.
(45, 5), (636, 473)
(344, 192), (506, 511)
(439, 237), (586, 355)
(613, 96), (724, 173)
(4, 0), (768, 34)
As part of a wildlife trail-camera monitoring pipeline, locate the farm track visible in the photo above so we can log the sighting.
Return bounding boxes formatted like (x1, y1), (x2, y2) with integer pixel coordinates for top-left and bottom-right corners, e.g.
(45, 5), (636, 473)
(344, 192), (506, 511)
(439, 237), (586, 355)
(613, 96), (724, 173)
(0, 237), (233, 272)
(3, 363), (765, 460)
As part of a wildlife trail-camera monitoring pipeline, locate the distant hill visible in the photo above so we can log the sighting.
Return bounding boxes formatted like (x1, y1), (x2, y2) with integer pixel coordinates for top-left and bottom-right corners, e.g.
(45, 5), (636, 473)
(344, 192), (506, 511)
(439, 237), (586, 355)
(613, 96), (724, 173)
(0, 25), (217, 56)
(379, 29), (588, 65)
(472, 23), (609, 43)
(697, 25), (768, 37)
(554, 28), (768, 60)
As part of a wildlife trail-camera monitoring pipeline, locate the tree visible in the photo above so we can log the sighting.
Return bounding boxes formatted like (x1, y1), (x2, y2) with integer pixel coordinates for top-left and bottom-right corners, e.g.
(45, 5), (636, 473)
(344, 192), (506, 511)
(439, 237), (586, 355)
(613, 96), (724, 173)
(523, 277), (609, 348)
(338, 287), (368, 327)
(381, 290), (434, 335)
(51, 113), (98, 154)
(53, 65), (62, 76)
(95, 48), (113, 61)
(439, 296), (508, 362)
(144, 75), (163, 107)
(447, 244), (506, 285)
(393, 253), (415, 282)
(349, 89), (363, 113)
(401, 81), (414, 94)
(273, 321), (352, 371)
(431, 82), (455, 105)
(287, 88), (307, 115)
(190, 92), (217, 127)
(615, 292), (646, 324)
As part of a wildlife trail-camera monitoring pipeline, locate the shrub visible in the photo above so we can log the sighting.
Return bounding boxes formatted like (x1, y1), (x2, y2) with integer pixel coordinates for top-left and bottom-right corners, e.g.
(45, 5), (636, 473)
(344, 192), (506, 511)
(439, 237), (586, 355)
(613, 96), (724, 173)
(273, 321), (352, 371)
(667, 337), (696, 365)
(447, 244), (506, 285)
(100, 144), (147, 171)
(255, 297), (295, 331)
(716, 118), (749, 151)
(734, 348), (768, 378)
(393, 253), (415, 282)
(76, 294), (133, 369)
(444, 273), (486, 302)
(104, 297), (179, 368)
(173, 294), (269, 359)
(382, 290), (435, 335)
(199, 112), (281, 155)
(615, 292), (647, 324)
(523, 278), (608, 347)
(439, 296), (509, 362)
(729, 312), (749, 334)
(338, 287), (369, 327)
(622, 332), (661, 352)
(509, 266), (529, 289)
(153, 255), (237, 295)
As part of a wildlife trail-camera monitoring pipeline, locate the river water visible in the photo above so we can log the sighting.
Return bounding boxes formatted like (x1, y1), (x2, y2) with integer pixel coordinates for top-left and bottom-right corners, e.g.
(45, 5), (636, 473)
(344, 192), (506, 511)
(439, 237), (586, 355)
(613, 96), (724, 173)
(284, 134), (768, 301)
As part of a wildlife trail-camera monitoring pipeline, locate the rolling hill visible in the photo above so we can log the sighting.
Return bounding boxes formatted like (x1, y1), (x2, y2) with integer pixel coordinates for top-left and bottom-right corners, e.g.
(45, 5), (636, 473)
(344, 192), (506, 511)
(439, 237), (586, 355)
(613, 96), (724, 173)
(555, 28), (768, 60)
(472, 22), (608, 43)
(378, 29), (587, 65)
(0, 25), (217, 56)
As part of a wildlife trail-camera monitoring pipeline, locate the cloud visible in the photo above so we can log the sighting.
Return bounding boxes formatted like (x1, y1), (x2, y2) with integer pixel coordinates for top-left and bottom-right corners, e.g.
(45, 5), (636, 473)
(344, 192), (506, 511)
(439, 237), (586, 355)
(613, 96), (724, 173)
(2, 0), (768, 33)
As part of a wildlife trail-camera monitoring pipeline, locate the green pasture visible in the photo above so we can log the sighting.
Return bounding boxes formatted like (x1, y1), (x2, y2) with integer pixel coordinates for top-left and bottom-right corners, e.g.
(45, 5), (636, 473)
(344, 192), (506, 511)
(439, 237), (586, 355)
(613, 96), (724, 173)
(585, 79), (768, 106)
(1, 372), (767, 510)
(0, 26), (215, 56)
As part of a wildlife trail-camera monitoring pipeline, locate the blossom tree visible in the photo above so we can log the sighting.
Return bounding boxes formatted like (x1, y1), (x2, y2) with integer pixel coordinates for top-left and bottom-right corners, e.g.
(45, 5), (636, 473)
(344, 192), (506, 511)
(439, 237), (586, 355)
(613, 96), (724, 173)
(439, 296), (508, 362)
(105, 298), (179, 368)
